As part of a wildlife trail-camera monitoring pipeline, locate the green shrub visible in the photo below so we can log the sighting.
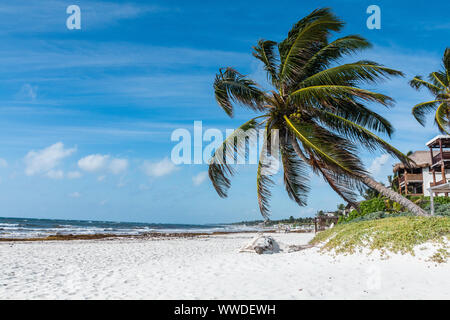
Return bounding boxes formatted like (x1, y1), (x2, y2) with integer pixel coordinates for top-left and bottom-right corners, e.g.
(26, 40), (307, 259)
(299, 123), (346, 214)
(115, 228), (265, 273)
(339, 198), (387, 223)
(423, 203), (450, 216)
(360, 198), (386, 215)
(413, 196), (450, 209)
(310, 216), (450, 261)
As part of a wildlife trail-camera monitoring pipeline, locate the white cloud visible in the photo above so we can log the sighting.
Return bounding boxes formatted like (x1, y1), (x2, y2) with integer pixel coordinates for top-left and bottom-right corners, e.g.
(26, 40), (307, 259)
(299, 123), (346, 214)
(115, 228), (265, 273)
(0, 158), (8, 168)
(109, 158), (128, 174)
(24, 142), (76, 176)
(67, 171), (82, 179)
(46, 169), (64, 179)
(97, 175), (106, 182)
(368, 154), (391, 177)
(68, 192), (81, 198)
(192, 171), (208, 186)
(17, 84), (38, 101)
(78, 155), (129, 175)
(78, 154), (109, 172)
(142, 157), (178, 177)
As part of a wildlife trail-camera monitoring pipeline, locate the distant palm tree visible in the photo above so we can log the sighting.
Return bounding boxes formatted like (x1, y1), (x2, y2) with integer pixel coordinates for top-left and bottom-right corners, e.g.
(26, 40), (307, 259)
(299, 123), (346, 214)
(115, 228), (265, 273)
(208, 8), (428, 217)
(410, 48), (450, 133)
(387, 175), (399, 193)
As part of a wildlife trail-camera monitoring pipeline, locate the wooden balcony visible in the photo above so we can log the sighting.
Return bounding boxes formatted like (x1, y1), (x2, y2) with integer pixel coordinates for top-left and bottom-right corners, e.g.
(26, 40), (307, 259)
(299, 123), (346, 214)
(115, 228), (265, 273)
(398, 173), (423, 185)
(430, 180), (447, 187)
(431, 151), (450, 165)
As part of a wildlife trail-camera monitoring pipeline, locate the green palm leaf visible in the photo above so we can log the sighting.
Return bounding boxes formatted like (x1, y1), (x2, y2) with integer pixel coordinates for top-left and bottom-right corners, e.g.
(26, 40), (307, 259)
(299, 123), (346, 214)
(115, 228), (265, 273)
(279, 11), (344, 84)
(435, 102), (450, 134)
(213, 67), (266, 117)
(411, 100), (442, 126)
(409, 76), (443, 95)
(302, 35), (371, 73)
(253, 40), (279, 86)
(301, 61), (403, 88)
(208, 118), (261, 197)
(316, 110), (411, 164)
(290, 85), (394, 107)
(410, 49), (450, 133)
(256, 127), (275, 218)
(284, 115), (361, 175)
(280, 136), (309, 207)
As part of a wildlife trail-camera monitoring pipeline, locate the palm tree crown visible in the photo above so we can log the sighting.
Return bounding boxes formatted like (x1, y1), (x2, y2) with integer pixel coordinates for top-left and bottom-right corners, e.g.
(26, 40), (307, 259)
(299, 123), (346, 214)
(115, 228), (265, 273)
(209, 8), (428, 218)
(410, 48), (450, 133)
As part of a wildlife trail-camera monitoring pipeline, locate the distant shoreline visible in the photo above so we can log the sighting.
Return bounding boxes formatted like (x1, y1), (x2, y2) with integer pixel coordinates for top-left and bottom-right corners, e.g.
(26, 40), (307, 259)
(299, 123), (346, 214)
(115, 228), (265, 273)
(0, 229), (315, 242)
(0, 216), (315, 240)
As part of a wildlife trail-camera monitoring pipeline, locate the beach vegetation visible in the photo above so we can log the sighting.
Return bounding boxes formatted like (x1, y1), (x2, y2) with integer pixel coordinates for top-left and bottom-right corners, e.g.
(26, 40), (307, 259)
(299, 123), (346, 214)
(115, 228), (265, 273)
(310, 216), (450, 262)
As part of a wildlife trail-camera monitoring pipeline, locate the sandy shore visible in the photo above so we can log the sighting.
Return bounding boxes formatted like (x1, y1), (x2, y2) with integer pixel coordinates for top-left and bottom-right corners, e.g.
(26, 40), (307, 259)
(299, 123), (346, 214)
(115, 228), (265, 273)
(0, 232), (449, 299)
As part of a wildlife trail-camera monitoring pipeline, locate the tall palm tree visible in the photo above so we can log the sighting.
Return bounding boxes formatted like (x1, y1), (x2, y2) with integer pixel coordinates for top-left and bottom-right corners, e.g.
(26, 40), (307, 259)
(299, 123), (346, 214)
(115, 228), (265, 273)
(410, 48), (450, 133)
(208, 8), (428, 217)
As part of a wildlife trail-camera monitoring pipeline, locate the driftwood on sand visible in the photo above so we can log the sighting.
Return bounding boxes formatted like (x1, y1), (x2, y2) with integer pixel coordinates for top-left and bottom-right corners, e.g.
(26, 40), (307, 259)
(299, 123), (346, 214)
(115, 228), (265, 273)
(239, 234), (314, 254)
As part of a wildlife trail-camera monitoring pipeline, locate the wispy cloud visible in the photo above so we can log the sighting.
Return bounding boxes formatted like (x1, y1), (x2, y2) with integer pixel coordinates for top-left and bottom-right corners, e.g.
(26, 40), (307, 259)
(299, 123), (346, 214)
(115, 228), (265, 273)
(0, 41), (249, 73)
(67, 171), (82, 179)
(78, 154), (110, 172)
(15, 84), (38, 101)
(78, 154), (129, 175)
(192, 171), (208, 186)
(368, 154), (391, 177)
(0, 1), (164, 34)
(24, 142), (76, 177)
(109, 158), (129, 175)
(68, 191), (81, 198)
(142, 158), (178, 177)
(0, 158), (8, 168)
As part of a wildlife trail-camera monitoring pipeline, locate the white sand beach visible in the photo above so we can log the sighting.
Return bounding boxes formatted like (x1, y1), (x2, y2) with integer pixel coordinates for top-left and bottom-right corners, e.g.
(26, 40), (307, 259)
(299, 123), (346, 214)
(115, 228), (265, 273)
(1, 232), (449, 299)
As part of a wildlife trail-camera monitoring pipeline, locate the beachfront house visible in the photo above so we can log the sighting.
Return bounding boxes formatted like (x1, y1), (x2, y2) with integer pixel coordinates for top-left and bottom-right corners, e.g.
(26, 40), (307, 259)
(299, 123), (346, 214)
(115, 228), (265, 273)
(393, 135), (450, 197)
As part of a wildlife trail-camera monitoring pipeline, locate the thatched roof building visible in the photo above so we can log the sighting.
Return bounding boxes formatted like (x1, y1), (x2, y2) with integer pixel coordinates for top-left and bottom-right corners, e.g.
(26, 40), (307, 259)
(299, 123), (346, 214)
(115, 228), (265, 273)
(393, 151), (436, 172)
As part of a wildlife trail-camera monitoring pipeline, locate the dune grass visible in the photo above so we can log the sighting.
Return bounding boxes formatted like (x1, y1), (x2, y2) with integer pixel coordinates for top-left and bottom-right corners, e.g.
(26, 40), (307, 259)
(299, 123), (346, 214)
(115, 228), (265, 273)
(309, 216), (450, 262)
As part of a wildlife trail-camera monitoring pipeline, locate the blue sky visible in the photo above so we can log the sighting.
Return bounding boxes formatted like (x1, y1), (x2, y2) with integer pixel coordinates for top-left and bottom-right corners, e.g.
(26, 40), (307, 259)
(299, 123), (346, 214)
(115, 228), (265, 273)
(0, 0), (449, 223)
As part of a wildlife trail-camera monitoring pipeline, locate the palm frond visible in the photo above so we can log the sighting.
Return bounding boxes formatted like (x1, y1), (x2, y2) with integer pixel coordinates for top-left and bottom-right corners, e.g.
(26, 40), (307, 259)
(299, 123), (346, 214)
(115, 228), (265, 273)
(409, 76), (443, 95)
(213, 67), (266, 117)
(316, 110), (411, 165)
(300, 61), (403, 88)
(411, 100), (442, 126)
(435, 102), (450, 134)
(327, 100), (394, 136)
(311, 158), (359, 206)
(256, 127), (275, 218)
(279, 10), (344, 84)
(253, 40), (279, 86)
(208, 118), (261, 197)
(280, 135), (309, 207)
(278, 8), (342, 64)
(290, 85), (394, 107)
(444, 48), (450, 83)
(284, 115), (365, 175)
(302, 35), (371, 74)
(429, 71), (448, 88)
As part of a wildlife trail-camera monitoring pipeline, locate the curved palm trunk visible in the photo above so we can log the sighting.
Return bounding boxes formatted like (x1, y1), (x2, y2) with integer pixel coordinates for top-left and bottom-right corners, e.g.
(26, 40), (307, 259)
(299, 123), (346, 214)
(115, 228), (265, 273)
(290, 137), (430, 216)
(354, 173), (429, 216)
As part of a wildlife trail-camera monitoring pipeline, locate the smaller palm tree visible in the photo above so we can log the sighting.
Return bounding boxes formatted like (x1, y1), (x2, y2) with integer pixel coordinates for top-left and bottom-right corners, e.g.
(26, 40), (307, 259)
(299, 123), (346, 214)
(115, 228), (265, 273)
(410, 48), (450, 133)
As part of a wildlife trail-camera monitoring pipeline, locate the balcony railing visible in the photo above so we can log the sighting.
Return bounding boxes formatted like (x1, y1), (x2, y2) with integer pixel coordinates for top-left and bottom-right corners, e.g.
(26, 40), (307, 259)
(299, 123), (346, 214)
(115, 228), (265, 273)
(398, 173), (423, 184)
(432, 151), (450, 165)
(430, 180), (447, 187)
